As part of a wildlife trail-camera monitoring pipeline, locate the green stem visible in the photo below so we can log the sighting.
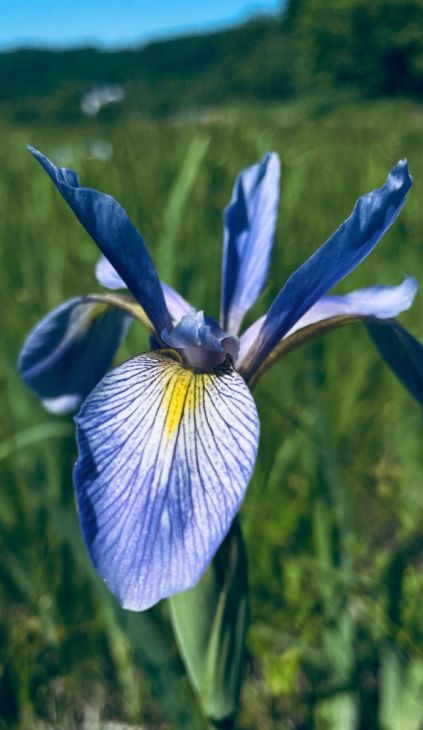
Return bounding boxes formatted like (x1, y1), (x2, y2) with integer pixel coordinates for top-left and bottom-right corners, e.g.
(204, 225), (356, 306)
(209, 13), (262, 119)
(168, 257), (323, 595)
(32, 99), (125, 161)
(209, 715), (236, 730)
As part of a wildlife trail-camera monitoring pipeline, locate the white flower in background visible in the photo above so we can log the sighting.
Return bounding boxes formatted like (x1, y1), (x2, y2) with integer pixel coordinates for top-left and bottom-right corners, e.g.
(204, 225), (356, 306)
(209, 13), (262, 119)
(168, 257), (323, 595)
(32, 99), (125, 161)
(81, 85), (125, 117)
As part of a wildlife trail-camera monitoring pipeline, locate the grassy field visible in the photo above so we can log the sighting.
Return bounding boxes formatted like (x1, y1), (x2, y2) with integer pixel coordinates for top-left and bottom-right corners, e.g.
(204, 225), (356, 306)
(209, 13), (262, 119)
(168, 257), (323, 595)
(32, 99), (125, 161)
(1, 99), (423, 729)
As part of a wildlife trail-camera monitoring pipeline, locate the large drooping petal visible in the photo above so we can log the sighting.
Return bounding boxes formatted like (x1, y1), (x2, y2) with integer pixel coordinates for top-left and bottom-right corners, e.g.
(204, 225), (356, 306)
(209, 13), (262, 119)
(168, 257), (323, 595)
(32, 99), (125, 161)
(29, 147), (172, 335)
(18, 296), (132, 414)
(241, 161), (413, 380)
(366, 320), (423, 405)
(74, 351), (259, 611)
(220, 153), (280, 335)
(96, 254), (193, 323)
(237, 277), (418, 371)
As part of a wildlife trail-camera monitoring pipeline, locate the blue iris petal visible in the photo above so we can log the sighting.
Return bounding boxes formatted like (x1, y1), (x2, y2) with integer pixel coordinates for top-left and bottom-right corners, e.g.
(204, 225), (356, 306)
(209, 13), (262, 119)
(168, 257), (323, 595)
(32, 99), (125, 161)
(366, 320), (423, 405)
(287, 277), (418, 332)
(74, 351), (259, 611)
(237, 278), (418, 370)
(95, 255), (126, 290)
(18, 297), (132, 414)
(95, 254), (193, 323)
(221, 153), (280, 334)
(243, 160), (412, 379)
(28, 146), (172, 336)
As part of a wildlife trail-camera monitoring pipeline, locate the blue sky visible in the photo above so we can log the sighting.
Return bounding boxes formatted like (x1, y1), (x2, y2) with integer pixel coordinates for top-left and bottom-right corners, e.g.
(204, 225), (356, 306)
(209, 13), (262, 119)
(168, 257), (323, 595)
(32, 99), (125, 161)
(0, 1), (282, 50)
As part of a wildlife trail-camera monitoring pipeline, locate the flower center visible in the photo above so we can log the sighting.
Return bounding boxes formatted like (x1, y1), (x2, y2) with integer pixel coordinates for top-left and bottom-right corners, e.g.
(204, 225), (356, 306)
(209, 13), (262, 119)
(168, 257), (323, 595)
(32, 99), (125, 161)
(161, 310), (239, 369)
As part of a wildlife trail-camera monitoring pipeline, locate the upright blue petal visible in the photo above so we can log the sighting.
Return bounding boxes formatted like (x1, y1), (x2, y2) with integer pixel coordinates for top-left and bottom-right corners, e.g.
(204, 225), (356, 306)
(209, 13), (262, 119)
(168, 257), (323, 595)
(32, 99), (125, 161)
(74, 351), (259, 611)
(237, 277), (418, 369)
(242, 161), (412, 379)
(95, 254), (193, 323)
(366, 320), (423, 405)
(18, 297), (132, 414)
(28, 147), (172, 335)
(220, 153), (280, 334)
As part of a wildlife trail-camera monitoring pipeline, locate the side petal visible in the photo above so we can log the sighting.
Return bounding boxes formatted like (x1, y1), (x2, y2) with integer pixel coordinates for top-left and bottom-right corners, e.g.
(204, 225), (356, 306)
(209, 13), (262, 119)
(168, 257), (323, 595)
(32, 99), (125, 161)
(366, 320), (423, 405)
(237, 278), (418, 373)
(285, 277), (418, 335)
(236, 317), (264, 370)
(220, 153), (280, 335)
(242, 161), (412, 379)
(18, 296), (132, 414)
(28, 146), (172, 335)
(96, 254), (193, 323)
(162, 285), (195, 323)
(74, 351), (259, 611)
(95, 255), (126, 290)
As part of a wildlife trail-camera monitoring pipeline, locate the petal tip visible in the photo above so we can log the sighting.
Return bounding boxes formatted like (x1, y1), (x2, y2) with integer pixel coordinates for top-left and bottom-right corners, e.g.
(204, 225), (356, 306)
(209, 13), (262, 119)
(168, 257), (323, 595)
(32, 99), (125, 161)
(264, 150), (280, 167)
(393, 158), (412, 189)
(401, 275), (419, 305)
(28, 145), (44, 162)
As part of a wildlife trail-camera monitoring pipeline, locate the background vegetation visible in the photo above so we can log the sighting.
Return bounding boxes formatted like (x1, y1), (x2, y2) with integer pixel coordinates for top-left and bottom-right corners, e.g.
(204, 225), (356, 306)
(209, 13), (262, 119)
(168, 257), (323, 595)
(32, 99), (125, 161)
(1, 1), (423, 728)
(1, 0), (423, 124)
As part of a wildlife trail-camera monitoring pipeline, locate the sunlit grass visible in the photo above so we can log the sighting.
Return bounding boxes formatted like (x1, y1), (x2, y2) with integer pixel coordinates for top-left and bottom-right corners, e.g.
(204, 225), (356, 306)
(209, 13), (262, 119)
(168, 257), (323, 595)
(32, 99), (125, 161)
(1, 100), (423, 728)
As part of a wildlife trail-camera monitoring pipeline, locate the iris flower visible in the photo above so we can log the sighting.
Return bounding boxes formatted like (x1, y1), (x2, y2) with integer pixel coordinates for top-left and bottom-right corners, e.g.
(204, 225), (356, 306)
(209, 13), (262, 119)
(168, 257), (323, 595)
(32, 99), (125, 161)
(19, 148), (423, 611)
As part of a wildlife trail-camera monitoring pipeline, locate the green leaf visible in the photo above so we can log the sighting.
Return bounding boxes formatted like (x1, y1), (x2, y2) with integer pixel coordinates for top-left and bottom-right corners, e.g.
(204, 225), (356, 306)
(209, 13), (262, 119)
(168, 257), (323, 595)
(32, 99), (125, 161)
(169, 518), (249, 724)
(157, 133), (210, 285)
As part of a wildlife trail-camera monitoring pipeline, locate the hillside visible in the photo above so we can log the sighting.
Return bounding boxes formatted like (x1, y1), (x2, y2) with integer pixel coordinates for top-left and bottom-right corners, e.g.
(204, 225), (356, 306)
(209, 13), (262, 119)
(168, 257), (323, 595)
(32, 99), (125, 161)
(0, 17), (293, 123)
(1, 0), (423, 125)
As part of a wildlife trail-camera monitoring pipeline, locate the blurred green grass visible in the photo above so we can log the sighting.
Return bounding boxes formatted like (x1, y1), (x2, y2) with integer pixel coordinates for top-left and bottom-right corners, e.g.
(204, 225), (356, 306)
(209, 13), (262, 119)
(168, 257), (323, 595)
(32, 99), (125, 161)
(1, 99), (423, 729)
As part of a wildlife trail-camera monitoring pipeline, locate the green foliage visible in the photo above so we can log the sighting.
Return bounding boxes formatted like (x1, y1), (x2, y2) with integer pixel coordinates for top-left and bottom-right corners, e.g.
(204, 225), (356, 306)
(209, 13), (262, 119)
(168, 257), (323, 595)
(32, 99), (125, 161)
(288, 0), (423, 95)
(1, 100), (423, 728)
(170, 520), (249, 724)
(0, 18), (293, 125)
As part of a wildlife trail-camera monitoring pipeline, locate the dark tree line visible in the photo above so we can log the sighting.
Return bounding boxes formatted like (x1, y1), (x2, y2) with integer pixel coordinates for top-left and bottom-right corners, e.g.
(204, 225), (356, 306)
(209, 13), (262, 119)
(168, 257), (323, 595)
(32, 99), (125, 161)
(288, 0), (423, 96)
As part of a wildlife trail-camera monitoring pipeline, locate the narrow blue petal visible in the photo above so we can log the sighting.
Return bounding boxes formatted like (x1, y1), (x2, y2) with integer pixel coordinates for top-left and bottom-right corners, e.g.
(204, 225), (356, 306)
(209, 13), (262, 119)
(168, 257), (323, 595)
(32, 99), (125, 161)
(236, 316), (264, 370)
(28, 146), (172, 335)
(366, 320), (423, 405)
(221, 153), (280, 334)
(74, 351), (259, 611)
(95, 255), (126, 290)
(18, 297), (132, 414)
(284, 277), (418, 335)
(243, 161), (412, 379)
(237, 278), (417, 371)
(161, 285), (194, 323)
(95, 254), (193, 323)
(42, 395), (83, 414)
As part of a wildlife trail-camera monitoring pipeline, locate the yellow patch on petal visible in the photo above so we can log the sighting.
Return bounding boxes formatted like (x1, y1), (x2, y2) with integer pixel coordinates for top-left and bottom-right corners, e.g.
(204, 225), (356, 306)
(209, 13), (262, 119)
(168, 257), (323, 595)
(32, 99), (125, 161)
(88, 303), (109, 321)
(69, 302), (111, 340)
(164, 367), (195, 437)
(149, 351), (217, 438)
